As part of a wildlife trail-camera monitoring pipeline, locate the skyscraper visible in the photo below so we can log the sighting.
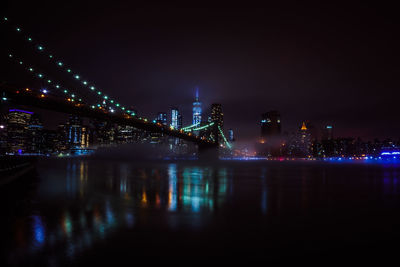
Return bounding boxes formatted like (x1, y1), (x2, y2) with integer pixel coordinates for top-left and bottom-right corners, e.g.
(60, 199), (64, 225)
(7, 109), (33, 154)
(211, 103), (223, 128)
(27, 114), (44, 154)
(192, 88), (202, 125)
(157, 112), (167, 126)
(171, 108), (180, 129)
(298, 121), (312, 156)
(228, 129), (234, 142)
(260, 111), (281, 140)
(322, 125), (333, 140)
(65, 115), (89, 149)
(258, 111), (282, 157)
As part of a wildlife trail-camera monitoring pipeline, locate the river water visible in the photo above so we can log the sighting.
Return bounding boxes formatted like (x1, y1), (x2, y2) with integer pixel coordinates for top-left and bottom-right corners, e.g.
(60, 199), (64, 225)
(1, 159), (400, 265)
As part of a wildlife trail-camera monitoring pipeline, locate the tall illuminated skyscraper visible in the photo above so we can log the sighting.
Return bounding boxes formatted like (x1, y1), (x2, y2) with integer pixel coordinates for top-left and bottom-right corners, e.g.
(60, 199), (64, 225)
(192, 88), (202, 125)
(171, 107), (180, 129)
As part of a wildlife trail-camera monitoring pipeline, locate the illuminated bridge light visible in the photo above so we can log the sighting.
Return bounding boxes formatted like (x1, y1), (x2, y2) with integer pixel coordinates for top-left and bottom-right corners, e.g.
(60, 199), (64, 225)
(57, 62), (63, 66)
(116, 103), (120, 107)
(97, 91), (101, 95)
(8, 54), (12, 58)
(27, 37), (32, 41)
(55, 85), (60, 88)
(104, 96), (108, 99)
(3, 17), (8, 21)
(64, 90), (68, 93)
(91, 105), (95, 109)
(29, 68), (34, 72)
(71, 94), (75, 98)
(121, 107), (125, 110)
(74, 75), (80, 80)
(47, 80), (52, 83)
(38, 46), (44, 51)
(67, 69), (71, 73)
(16, 27), (21, 32)
(38, 74), (43, 78)
(19, 61), (23, 65)
(110, 100), (114, 103)
(49, 55), (53, 59)
(90, 86), (95, 90)
(83, 81), (87, 85)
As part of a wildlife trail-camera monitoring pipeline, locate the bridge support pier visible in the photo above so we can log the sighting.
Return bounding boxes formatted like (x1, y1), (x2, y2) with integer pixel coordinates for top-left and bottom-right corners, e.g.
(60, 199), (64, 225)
(198, 143), (219, 161)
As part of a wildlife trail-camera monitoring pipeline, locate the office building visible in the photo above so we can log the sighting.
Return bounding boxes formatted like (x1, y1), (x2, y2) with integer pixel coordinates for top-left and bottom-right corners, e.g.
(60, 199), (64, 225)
(192, 88), (202, 125)
(7, 109), (33, 154)
(211, 103), (223, 128)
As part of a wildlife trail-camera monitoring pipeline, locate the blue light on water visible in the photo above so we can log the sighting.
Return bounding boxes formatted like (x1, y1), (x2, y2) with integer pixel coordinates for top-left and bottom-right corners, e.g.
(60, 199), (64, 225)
(32, 215), (45, 247)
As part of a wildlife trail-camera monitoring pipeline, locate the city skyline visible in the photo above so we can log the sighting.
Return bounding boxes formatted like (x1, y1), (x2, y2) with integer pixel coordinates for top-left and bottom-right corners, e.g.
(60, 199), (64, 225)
(2, 5), (400, 265)
(1, 4), (400, 144)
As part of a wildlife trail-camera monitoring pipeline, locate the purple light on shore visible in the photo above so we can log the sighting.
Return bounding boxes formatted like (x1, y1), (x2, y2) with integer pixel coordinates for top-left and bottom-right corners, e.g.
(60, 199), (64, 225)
(9, 109), (34, 114)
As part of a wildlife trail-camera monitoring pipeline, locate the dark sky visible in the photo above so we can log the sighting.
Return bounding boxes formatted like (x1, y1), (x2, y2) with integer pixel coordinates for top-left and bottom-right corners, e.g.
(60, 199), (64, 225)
(2, 2), (400, 146)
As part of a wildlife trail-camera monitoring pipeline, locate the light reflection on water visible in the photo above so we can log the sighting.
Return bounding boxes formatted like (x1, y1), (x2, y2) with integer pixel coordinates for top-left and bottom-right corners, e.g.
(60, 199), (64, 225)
(5, 160), (233, 265)
(3, 160), (400, 265)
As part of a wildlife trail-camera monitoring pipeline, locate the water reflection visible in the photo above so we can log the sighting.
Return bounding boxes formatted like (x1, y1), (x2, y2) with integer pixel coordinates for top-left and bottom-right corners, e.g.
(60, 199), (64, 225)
(6, 160), (234, 265)
(4, 160), (400, 266)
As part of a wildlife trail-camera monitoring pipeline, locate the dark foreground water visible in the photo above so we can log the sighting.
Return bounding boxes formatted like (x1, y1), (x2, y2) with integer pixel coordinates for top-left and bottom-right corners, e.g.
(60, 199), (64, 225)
(1, 159), (400, 265)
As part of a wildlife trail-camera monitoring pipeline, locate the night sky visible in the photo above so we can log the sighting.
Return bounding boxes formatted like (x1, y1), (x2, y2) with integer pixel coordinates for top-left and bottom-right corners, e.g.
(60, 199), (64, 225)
(2, 3), (400, 146)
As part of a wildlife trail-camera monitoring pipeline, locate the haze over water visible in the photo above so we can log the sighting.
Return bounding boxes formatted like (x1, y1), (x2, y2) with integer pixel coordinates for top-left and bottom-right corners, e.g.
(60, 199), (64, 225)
(1, 159), (400, 265)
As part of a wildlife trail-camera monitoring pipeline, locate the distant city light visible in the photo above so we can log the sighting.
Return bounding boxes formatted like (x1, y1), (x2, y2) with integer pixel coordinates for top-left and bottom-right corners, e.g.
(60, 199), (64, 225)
(381, 151), (400, 156)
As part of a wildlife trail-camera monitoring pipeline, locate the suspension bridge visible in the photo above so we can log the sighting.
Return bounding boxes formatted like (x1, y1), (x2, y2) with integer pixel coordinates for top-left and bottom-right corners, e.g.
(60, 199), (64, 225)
(0, 16), (232, 158)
